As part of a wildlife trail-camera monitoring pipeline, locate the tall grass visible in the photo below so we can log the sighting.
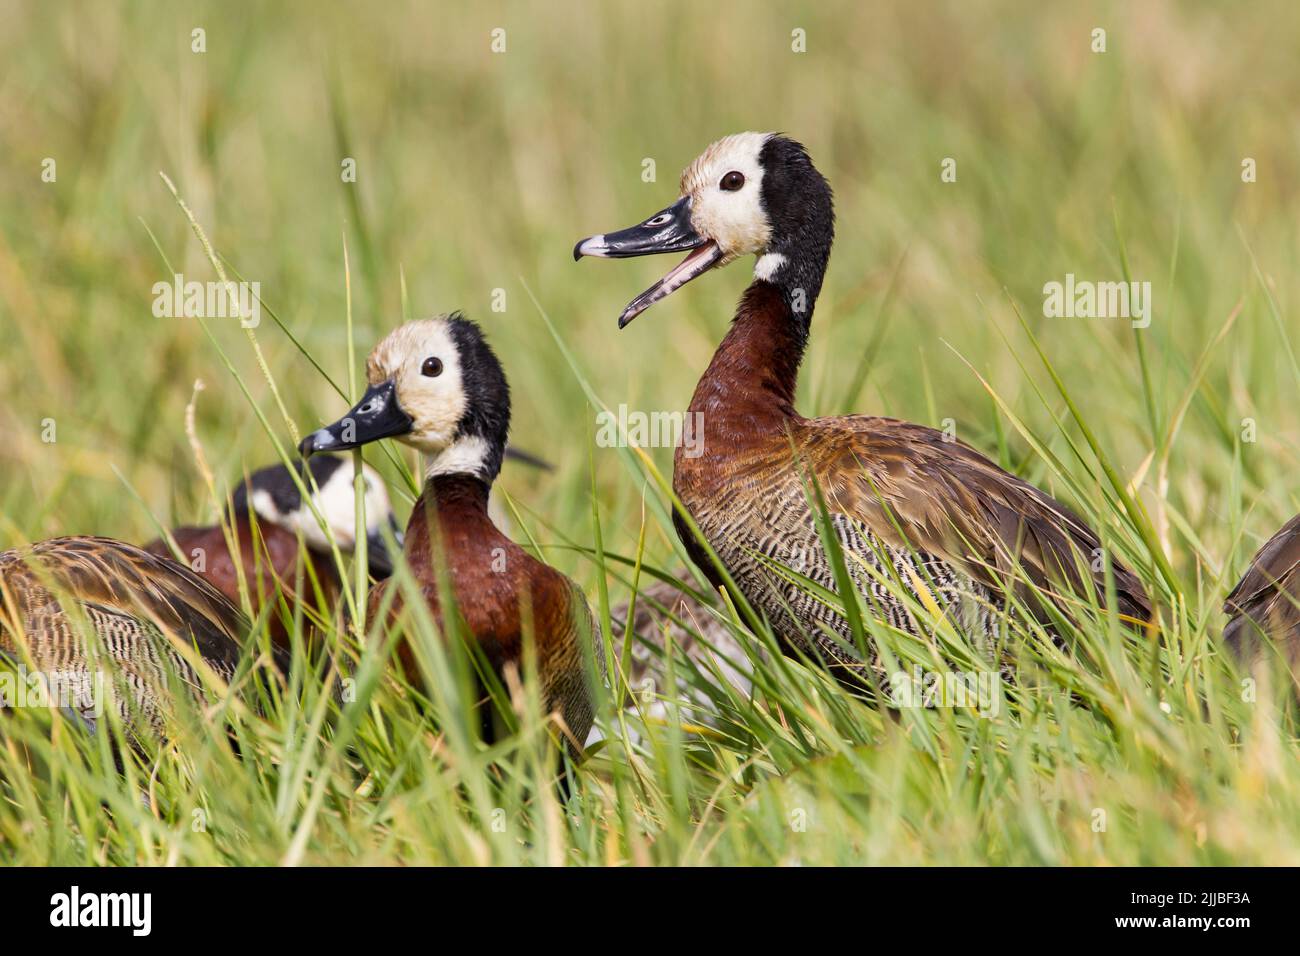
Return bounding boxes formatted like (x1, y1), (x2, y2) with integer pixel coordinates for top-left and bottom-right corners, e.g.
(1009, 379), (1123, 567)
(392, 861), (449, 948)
(0, 0), (1298, 864)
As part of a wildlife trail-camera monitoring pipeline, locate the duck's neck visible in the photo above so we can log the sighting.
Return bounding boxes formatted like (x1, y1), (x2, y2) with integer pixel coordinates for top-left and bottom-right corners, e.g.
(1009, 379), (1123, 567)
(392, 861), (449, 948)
(685, 279), (811, 428)
(404, 472), (501, 562)
(427, 471), (491, 508)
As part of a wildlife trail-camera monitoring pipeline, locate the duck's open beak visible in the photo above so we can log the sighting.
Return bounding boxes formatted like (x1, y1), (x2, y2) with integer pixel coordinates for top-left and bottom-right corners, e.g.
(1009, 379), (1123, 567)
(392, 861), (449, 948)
(299, 380), (413, 457)
(574, 196), (724, 328)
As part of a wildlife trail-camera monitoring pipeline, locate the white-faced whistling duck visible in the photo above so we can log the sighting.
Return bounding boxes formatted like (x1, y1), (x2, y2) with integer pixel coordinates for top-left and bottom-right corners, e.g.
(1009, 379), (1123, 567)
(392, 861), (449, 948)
(0, 535), (275, 742)
(576, 132), (1152, 684)
(593, 572), (754, 744)
(1223, 514), (1300, 670)
(144, 455), (402, 651)
(299, 314), (602, 748)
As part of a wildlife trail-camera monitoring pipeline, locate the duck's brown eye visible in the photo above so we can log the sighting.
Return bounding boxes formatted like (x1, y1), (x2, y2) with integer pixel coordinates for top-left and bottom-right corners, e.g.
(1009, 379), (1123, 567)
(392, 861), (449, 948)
(720, 171), (745, 191)
(421, 357), (443, 377)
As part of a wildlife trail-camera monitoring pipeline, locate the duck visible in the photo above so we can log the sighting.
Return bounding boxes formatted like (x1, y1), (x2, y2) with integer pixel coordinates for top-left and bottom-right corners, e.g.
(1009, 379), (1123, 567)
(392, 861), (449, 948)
(143, 455), (402, 651)
(1223, 513), (1299, 669)
(575, 132), (1152, 684)
(593, 572), (755, 744)
(299, 314), (602, 749)
(0, 535), (277, 743)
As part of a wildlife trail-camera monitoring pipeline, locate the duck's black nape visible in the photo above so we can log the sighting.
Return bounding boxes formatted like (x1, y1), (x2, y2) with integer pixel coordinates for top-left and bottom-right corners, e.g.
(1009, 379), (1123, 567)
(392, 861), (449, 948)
(757, 135), (836, 342)
(445, 314), (511, 484)
(230, 455), (346, 517)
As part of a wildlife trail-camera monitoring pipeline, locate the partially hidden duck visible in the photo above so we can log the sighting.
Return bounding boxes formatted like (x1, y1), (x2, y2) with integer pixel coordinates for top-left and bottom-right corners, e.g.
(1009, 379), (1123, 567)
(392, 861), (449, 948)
(301, 315), (603, 748)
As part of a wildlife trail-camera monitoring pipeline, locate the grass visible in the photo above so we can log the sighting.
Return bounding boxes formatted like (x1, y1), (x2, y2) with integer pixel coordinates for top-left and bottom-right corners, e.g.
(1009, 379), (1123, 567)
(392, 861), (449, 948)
(1, 0), (1299, 865)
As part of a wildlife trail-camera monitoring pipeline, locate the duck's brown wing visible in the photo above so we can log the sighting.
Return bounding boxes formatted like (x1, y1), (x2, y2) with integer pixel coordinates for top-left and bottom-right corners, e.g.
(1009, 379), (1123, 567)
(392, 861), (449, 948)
(0, 536), (257, 738)
(0, 536), (249, 668)
(549, 576), (601, 749)
(807, 416), (1152, 626)
(1223, 514), (1300, 660)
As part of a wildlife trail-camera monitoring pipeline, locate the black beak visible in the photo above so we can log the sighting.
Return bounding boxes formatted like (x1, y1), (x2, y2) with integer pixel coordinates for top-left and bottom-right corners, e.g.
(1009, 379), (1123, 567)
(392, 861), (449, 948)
(299, 380), (413, 457)
(574, 197), (723, 328)
(364, 514), (405, 579)
(573, 197), (703, 260)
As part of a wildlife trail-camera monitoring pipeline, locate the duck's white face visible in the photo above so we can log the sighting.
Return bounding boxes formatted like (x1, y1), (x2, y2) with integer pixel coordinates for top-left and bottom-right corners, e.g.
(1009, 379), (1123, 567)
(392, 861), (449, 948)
(243, 457), (403, 574)
(677, 131), (773, 264)
(574, 131), (778, 326)
(250, 460), (392, 548)
(364, 318), (467, 456)
(300, 316), (505, 483)
(304, 461), (394, 550)
(302, 317), (467, 458)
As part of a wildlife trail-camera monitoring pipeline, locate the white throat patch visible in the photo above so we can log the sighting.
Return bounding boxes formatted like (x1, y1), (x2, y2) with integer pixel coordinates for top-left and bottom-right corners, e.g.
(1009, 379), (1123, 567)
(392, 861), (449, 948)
(754, 252), (787, 281)
(428, 435), (491, 480)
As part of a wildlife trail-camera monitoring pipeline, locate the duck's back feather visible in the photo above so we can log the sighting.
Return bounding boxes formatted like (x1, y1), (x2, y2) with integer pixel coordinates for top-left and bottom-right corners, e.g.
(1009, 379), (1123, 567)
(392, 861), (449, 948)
(0, 536), (257, 740)
(1224, 514), (1300, 663)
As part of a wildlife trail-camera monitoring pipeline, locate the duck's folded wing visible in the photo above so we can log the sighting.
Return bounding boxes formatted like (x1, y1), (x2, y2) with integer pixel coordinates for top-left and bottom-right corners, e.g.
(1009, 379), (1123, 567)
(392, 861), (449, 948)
(1223, 515), (1300, 654)
(805, 417), (1152, 625)
(0, 536), (252, 676)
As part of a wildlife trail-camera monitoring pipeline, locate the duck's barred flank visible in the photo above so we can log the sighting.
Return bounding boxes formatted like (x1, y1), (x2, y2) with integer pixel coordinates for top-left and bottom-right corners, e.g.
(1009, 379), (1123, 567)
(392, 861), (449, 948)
(714, 511), (1004, 669)
(0, 536), (254, 743)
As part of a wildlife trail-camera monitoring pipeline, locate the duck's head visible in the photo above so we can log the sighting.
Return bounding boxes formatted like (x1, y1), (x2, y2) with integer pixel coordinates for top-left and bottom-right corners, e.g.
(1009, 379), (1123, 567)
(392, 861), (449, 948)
(232, 456), (404, 576)
(574, 132), (834, 328)
(299, 314), (510, 486)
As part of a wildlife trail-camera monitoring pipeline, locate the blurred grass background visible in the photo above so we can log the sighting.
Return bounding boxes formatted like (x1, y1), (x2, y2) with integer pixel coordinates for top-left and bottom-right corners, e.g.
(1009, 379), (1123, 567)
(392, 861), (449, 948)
(1, 0), (1299, 864)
